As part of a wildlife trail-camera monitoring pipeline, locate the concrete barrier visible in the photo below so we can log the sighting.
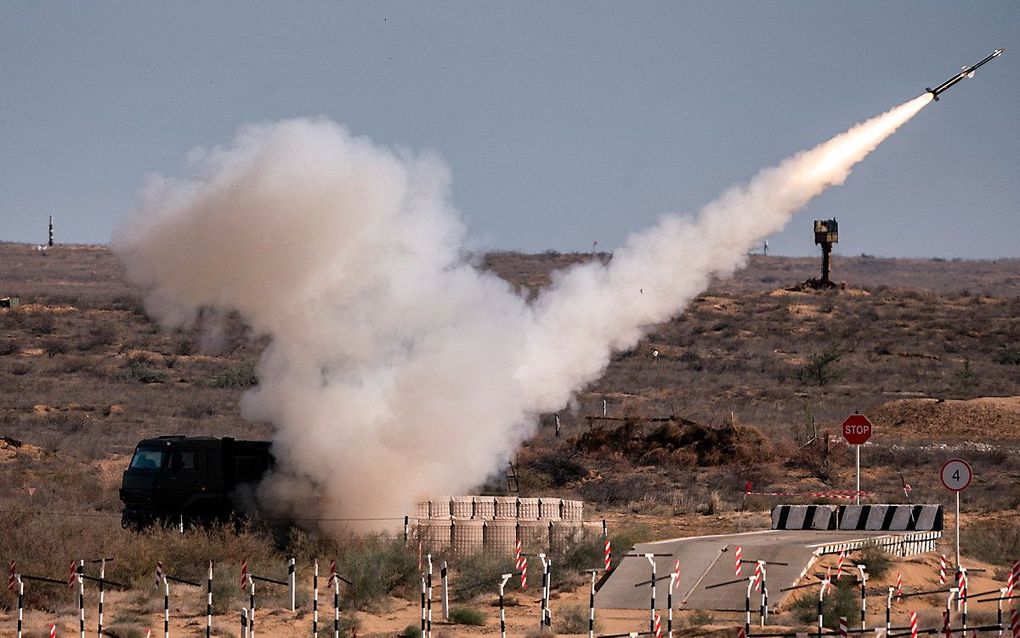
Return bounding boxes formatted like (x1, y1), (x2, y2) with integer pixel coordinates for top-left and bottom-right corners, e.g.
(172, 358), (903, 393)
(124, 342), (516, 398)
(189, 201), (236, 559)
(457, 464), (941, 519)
(837, 504), (943, 531)
(771, 505), (837, 530)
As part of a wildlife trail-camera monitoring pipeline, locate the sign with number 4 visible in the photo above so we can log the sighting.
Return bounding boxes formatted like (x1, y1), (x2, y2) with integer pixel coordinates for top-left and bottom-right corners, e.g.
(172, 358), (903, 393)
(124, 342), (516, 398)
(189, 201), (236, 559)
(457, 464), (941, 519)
(940, 458), (973, 492)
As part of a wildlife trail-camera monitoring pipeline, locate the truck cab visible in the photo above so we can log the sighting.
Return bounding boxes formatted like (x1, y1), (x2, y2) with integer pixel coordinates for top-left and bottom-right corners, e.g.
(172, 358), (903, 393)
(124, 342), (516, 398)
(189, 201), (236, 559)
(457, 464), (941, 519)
(120, 435), (273, 528)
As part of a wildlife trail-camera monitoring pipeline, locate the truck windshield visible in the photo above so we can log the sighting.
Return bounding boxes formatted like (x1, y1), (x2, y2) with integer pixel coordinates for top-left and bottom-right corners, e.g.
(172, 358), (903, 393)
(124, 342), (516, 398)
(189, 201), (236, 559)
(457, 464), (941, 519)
(130, 447), (164, 470)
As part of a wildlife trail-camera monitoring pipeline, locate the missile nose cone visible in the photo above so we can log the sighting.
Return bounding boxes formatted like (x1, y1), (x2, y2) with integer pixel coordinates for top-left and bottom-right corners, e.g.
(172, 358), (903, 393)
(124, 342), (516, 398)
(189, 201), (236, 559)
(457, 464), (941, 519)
(993, 48), (1005, 57)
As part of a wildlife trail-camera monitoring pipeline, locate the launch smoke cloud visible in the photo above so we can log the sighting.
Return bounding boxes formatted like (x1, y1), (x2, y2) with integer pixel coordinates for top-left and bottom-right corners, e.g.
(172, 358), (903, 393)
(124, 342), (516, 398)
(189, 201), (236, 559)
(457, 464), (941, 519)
(114, 95), (930, 527)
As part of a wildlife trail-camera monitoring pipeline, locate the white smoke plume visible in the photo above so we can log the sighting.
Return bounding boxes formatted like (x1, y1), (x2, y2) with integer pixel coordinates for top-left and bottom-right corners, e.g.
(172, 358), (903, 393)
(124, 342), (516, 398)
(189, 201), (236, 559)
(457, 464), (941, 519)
(114, 95), (930, 526)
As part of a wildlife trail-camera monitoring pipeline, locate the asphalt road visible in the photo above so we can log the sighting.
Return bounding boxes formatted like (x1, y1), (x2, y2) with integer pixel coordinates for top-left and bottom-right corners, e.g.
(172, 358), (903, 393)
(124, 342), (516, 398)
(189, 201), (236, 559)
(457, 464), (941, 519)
(595, 529), (886, 611)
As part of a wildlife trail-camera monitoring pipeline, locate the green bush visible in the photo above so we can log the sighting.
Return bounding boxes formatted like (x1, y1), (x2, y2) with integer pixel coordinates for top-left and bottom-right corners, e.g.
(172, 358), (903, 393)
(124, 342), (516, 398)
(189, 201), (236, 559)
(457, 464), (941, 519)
(399, 625), (422, 638)
(555, 604), (594, 634)
(859, 544), (891, 579)
(208, 363), (258, 388)
(338, 535), (419, 610)
(449, 606), (486, 626)
(994, 345), (1020, 365)
(789, 578), (858, 629)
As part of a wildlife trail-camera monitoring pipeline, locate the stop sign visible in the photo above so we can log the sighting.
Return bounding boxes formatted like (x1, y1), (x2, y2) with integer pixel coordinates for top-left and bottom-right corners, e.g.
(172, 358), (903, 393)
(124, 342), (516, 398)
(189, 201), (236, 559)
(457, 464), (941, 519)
(842, 414), (873, 445)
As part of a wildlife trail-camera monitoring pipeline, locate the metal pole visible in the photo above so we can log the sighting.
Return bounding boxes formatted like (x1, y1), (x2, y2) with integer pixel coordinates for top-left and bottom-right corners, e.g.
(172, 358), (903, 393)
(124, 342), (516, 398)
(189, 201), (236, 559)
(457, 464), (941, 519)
(759, 561), (767, 627)
(589, 571), (596, 638)
(98, 559), (106, 638)
(16, 575), (22, 636)
(241, 608), (248, 638)
(404, 515), (410, 543)
(746, 576), (754, 636)
(856, 445), (861, 506)
(426, 554), (433, 638)
(886, 587), (893, 633)
(441, 561), (449, 621)
(858, 565), (867, 630)
(313, 561), (319, 638)
(645, 554), (656, 633)
(955, 491), (961, 569)
(818, 577), (828, 638)
(249, 578), (256, 638)
(667, 574), (674, 638)
(499, 574), (511, 638)
(333, 572), (340, 638)
(206, 561), (213, 638)
(77, 559), (85, 638)
(961, 568), (968, 632)
(420, 575), (426, 637)
(163, 576), (170, 638)
(288, 557), (296, 613)
(538, 553), (549, 632)
(996, 587), (1005, 637)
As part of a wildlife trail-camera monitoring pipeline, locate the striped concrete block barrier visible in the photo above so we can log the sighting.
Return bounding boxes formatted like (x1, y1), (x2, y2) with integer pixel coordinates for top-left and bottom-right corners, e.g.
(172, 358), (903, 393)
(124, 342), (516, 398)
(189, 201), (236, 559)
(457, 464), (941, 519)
(771, 504), (838, 530)
(837, 504), (943, 531)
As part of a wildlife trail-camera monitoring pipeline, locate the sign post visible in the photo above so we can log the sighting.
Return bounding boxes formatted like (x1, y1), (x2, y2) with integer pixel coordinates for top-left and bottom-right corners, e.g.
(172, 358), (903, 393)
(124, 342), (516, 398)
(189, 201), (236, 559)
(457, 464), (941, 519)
(841, 414), (873, 505)
(940, 458), (973, 569)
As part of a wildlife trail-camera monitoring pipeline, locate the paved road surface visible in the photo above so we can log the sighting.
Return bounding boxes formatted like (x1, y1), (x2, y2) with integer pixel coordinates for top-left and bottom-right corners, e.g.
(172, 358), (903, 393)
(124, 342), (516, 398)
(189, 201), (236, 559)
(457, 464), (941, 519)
(595, 530), (887, 611)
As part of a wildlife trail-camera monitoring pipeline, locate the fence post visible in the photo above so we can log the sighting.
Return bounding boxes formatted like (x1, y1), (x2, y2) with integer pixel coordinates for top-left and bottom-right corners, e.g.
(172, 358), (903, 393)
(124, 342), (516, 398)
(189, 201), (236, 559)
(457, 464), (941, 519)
(206, 561), (213, 638)
(588, 570), (597, 638)
(97, 558), (106, 638)
(404, 516), (410, 543)
(240, 608), (248, 638)
(313, 561), (319, 638)
(77, 559), (85, 638)
(288, 556), (296, 613)
(419, 575), (426, 637)
(249, 578), (256, 638)
(426, 554), (433, 638)
(499, 574), (512, 638)
(333, 570), (340, 638)
(163, 575), (170, 638)
(858, 564), (867, 630)
(15, 571), (23, 636)
(441, 561), (449, 621)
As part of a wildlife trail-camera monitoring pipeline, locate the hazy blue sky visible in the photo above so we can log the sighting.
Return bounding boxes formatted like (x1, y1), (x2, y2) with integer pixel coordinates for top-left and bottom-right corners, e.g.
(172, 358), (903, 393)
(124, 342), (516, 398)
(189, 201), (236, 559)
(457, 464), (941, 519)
(1, 2), (1017, 258)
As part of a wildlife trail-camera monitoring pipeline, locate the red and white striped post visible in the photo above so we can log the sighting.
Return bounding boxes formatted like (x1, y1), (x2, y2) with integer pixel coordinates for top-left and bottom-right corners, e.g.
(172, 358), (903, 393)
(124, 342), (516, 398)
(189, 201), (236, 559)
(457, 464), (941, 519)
(667, 560), (679, 638)
(839, 616), (848, 638)
(49, 624), (56, 638)
(1009, 608), (1019, 638)
(735, 546), (742, 577)
(520, 556), (528, 590)
(653, 611), (662, 638)
(836, 552), (846, 580)
(910, 611), (918, 638)
(604, 537), (612, 572)
(939, 554), (948, 586)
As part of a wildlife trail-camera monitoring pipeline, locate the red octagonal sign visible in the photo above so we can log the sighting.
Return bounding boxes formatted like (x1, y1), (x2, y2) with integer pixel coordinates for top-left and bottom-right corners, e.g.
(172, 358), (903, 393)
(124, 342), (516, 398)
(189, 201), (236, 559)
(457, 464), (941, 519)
(842, 414), (873, 445)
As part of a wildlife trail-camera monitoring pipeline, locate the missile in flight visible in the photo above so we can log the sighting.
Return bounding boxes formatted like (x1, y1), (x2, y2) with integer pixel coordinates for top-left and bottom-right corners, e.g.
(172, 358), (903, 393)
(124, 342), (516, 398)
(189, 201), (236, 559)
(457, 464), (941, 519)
(926, 48), (1005, 101)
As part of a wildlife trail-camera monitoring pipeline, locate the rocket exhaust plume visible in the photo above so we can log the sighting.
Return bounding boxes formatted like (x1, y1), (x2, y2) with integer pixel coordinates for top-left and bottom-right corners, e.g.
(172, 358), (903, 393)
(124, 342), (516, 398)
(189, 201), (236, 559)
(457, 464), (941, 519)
(114, 95), (930, 527)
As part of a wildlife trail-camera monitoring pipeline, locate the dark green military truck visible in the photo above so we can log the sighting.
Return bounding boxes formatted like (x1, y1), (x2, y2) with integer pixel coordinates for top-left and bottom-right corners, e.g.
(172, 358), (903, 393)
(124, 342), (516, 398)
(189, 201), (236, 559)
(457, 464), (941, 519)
(120, 436), (273, 528)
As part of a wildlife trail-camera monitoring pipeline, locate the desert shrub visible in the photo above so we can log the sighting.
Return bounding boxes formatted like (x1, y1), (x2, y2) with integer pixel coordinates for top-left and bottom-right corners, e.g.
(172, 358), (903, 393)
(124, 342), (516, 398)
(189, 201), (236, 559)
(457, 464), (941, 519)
(79, 324), (117, 351)
(338, 534), (418, 610)
(26, 312), (56, 335)
(39, 337), (68, 356)
(789, 578), (858, 628)
(798, 347), (843, 386)
(115, 358), (167, 384)
(555, 604), (595, 633)
(448, 606), (486, 626)
(450, 550), (515, 600)
(208, 363), (258, 388)
(0, 339), (19, 355)
(686, 609), (715, 627)
(961, 519), (1020, 566)
(9, 361), (30, 375)
(994, 345), (1020, 365)
(399, 625), (422, 638)
(519, 449), (586, 488)
(858, 544), (891, 578)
